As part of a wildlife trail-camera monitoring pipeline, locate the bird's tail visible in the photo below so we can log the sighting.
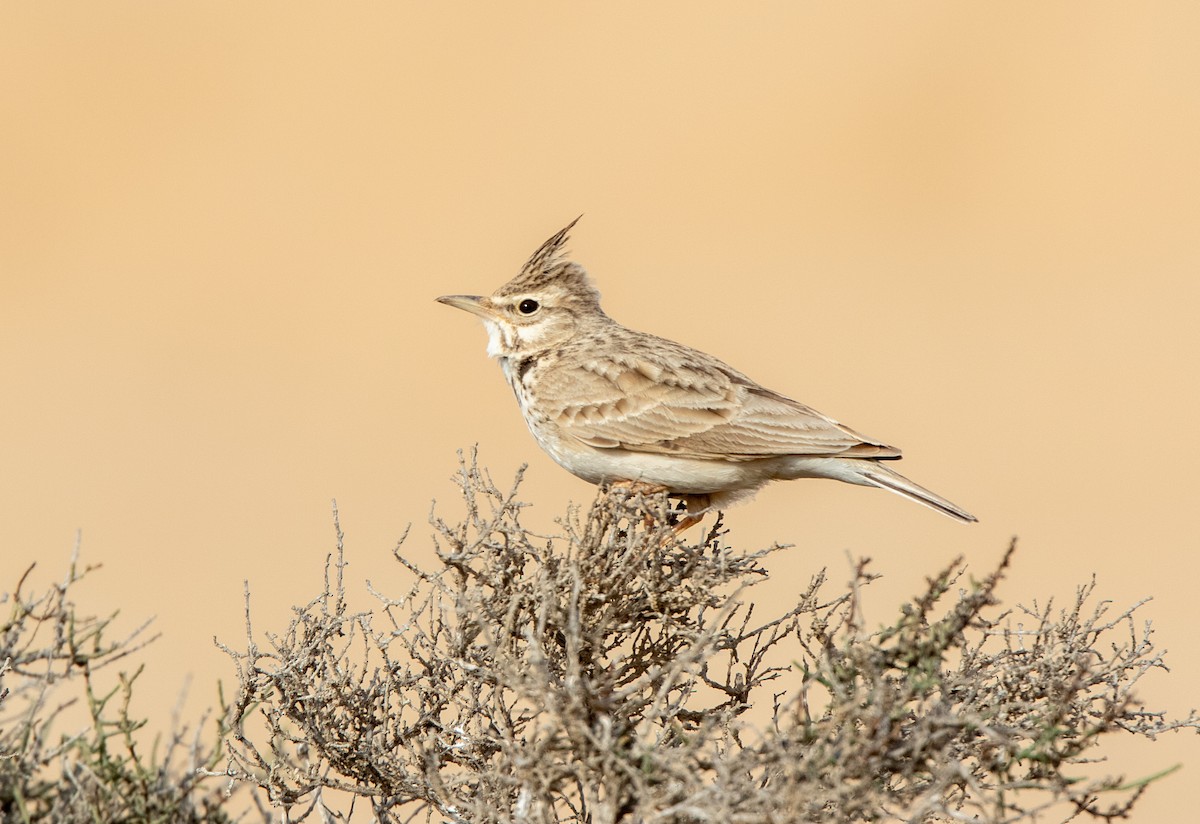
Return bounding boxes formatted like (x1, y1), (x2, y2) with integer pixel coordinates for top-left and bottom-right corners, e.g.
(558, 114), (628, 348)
(855, 462), (977, 523)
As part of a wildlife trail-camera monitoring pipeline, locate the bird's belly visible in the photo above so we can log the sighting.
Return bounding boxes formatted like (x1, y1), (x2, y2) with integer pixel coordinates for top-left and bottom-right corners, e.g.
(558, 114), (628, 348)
(540, 437), (768, 495)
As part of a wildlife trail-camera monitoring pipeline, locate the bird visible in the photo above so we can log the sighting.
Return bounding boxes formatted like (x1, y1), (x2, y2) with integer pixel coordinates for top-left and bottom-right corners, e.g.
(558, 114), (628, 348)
(436, 219), (976, 529)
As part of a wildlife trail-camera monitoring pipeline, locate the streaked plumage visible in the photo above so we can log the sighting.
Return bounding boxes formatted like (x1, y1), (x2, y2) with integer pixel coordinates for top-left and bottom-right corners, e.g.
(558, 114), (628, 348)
(437, 220), (976, 523)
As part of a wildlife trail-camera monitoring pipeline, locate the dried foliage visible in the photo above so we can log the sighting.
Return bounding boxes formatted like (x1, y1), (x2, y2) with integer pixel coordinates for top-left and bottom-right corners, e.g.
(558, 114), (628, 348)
(217, 454), (1197, 823)
(0, 546), (237, 823)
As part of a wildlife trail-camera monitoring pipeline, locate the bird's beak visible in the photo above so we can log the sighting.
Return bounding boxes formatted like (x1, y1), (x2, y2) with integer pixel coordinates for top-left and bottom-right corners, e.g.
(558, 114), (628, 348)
(436, 294), (493, 319)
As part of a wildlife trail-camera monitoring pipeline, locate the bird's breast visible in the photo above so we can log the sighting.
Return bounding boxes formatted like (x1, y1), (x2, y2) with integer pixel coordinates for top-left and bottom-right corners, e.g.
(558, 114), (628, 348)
(499, 356), (538, 412)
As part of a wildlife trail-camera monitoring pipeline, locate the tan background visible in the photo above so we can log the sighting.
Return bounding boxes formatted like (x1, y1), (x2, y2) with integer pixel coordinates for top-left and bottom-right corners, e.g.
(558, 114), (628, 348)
(2, 2), (1197, 818)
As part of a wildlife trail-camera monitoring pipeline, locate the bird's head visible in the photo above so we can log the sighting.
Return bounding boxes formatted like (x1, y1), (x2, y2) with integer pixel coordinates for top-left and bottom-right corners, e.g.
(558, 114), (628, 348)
(437, 217), (607, 359)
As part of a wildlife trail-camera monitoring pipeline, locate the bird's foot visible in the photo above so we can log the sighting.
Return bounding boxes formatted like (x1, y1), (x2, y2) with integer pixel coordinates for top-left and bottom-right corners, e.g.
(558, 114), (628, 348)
(669, 494), (711, 539)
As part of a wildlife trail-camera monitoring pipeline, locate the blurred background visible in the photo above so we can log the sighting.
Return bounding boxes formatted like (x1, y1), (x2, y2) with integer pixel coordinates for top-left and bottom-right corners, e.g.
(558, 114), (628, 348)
(2, 2), (1197, 818)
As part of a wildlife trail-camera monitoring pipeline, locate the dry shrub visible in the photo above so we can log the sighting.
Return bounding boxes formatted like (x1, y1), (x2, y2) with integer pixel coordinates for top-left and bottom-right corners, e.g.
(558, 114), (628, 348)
(0, 547), (235, 823)
(217, 454), (1197, 822)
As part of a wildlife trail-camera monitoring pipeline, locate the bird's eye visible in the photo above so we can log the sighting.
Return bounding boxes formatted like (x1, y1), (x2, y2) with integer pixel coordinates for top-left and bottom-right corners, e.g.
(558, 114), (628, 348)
(518, 299), (540, 315)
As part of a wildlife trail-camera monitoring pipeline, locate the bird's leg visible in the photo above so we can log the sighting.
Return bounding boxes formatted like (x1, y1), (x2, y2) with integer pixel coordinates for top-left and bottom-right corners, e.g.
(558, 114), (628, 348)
(670, 494), (711, 537)
(606, 482), (711, 543)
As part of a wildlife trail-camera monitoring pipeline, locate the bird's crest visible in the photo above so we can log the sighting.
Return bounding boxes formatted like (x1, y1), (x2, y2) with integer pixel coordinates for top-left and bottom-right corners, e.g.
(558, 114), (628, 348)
(497, 217), (599, 306)
(519, 216), (581, 278)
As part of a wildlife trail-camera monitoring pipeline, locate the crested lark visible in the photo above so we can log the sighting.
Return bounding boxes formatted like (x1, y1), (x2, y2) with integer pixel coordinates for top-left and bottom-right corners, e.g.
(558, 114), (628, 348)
(437, 219), (976, 526)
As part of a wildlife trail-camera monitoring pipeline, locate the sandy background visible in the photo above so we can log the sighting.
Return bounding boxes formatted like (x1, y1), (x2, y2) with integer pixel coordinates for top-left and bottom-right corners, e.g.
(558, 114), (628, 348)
(2, 2), (1197, 818)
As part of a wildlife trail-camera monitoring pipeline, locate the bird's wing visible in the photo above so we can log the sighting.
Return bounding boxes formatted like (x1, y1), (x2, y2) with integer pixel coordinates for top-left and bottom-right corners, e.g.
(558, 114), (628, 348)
(536, 347), (899, 461)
